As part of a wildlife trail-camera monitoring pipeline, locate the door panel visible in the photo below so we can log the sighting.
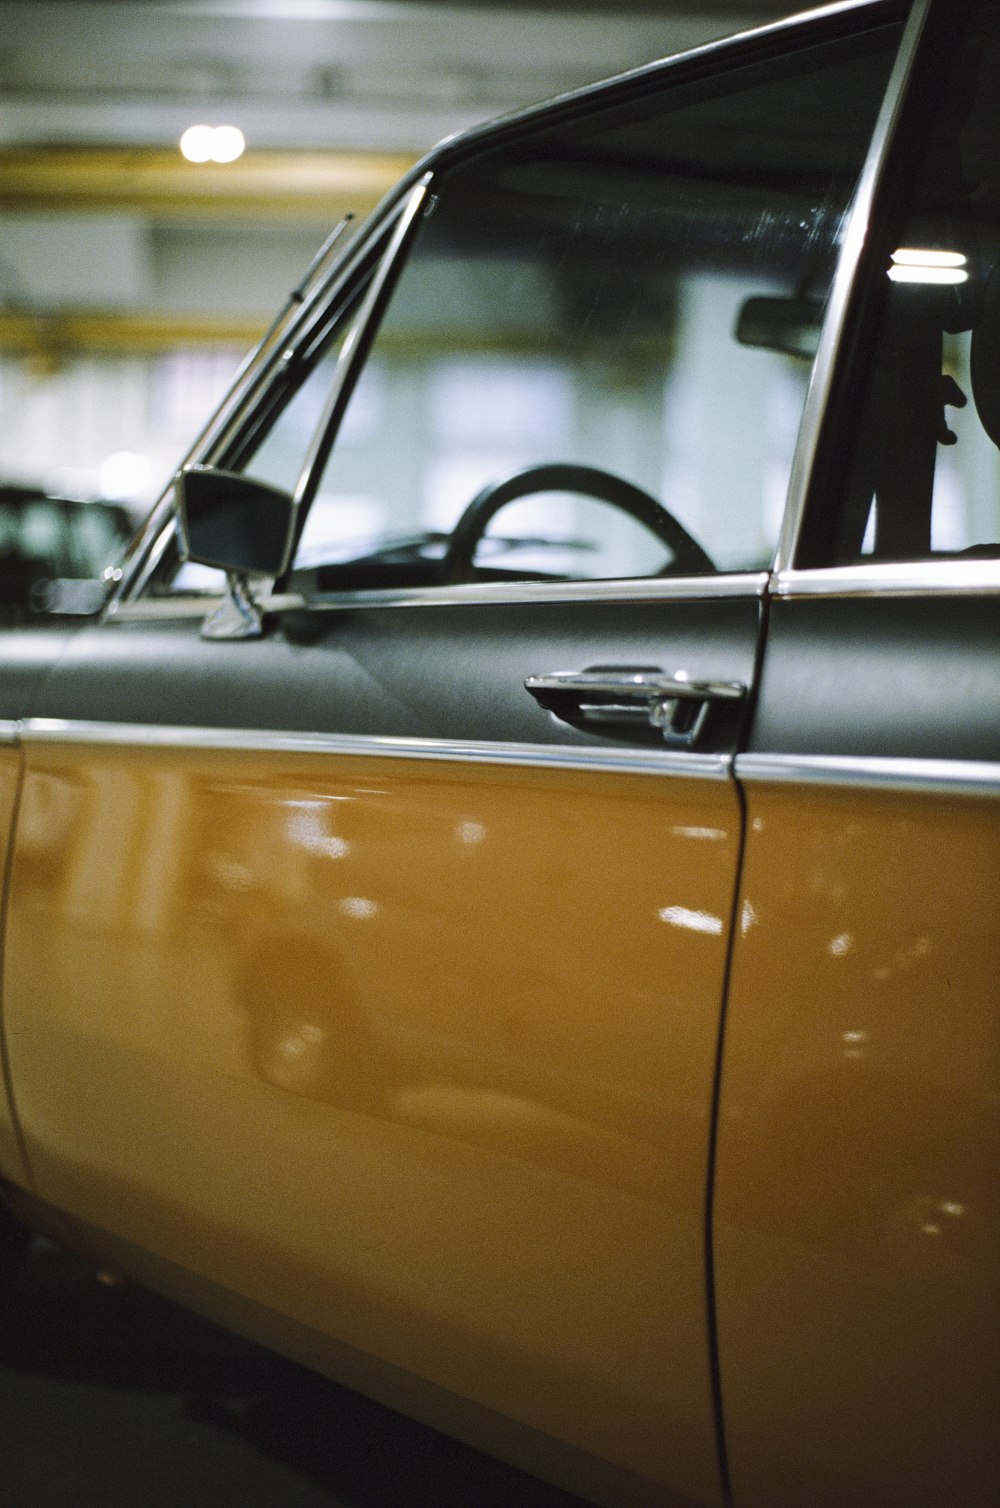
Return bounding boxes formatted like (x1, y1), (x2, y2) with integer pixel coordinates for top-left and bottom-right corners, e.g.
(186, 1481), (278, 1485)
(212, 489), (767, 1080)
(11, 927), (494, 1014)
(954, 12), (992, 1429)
(0, 738), (28, 1187)
(7, 727), (740, 1504)
(0, 627), (78, 1188)
(716, 8), (1000, 1486)
(0, 628), (74, 724)
(743, 594), (1000, 761)
(26, 596), (761, 748)
(715, 593), (1000, 1508)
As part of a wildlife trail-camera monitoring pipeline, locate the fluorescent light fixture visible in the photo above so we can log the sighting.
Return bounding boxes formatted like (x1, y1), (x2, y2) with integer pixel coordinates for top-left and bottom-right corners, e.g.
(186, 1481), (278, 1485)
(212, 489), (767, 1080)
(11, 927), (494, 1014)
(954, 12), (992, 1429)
(180, 124), (246, 164)
(889, 247), (969, 285)
(892, 248), (967, 267)
(889, 266), (969, 285)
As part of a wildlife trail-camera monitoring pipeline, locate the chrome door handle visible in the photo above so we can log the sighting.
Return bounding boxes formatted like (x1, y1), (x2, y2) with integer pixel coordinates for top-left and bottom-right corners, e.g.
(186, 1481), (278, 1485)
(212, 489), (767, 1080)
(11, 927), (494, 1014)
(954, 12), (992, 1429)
(524, 668), (746, 747)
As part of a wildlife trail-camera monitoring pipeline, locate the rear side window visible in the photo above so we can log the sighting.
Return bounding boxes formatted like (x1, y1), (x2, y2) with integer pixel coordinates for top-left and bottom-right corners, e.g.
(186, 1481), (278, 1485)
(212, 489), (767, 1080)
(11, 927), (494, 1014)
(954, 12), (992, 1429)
(278, 24), (903, 592)
(809, 2), (1000, 566)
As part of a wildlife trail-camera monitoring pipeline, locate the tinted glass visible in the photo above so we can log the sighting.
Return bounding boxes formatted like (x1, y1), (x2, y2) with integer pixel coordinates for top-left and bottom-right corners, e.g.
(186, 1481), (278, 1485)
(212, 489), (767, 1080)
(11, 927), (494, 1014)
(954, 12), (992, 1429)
(816, 4), (1000, 565)
(282, 24), (902, 591)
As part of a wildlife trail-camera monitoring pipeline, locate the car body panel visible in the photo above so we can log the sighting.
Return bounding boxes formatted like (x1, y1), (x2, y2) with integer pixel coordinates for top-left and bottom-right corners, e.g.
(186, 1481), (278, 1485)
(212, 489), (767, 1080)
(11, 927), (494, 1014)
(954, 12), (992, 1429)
(4, 576), (765, 1498)
(24, 598), (763, 747)
(714, 585), (1000, 1506)
(0, 736), (27, 1188)
(6, 734), (740, 1505)
(715, 774), (1000, 1508)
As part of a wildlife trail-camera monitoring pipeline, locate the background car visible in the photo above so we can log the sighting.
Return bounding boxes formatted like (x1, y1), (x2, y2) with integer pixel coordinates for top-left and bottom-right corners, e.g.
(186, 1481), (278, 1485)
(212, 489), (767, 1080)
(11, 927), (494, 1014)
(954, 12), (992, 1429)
(0, 484), (132, 622)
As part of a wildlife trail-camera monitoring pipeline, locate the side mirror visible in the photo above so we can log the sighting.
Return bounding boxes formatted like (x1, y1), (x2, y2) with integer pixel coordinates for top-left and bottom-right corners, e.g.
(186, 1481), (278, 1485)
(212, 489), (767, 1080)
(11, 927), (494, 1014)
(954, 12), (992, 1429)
(176, 465), (295, 577)
(175, 466), (297, 640)
(735, 296), (824, 361)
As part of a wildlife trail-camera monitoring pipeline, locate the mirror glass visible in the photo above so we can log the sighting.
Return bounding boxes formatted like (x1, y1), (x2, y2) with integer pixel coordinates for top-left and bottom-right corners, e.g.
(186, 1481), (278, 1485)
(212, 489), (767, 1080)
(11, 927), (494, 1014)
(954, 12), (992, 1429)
(177, 466), (294, 577)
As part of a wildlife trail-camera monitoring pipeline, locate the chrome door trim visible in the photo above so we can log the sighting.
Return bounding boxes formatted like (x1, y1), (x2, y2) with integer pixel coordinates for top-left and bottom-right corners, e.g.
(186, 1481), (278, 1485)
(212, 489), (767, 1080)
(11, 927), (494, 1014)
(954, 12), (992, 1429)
(20, 718), (731, 781)
(775, 0), (932, 574)
(735, 752), (1000, 797)
(0, 721), (19, 746)
(108, 572), (769, 622)
(773, 561), (1000, 598)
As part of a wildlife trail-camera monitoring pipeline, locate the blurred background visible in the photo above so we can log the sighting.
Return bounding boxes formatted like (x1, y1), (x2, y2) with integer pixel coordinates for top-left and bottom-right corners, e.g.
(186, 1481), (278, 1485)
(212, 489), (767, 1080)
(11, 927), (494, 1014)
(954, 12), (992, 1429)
(0, 0), (799, 525)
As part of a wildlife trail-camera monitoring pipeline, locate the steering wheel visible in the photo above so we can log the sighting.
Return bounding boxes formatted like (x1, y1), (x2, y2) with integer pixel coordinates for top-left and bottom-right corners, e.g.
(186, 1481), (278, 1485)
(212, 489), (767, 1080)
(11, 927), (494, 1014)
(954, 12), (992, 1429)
(441, 462), (714, 584)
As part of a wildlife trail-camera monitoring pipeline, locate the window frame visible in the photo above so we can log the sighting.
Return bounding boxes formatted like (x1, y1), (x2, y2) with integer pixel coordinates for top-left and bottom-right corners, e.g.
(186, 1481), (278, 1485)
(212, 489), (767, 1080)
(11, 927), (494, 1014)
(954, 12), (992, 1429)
(777, 0), (1000, 600)
(108, 0), (915, 619)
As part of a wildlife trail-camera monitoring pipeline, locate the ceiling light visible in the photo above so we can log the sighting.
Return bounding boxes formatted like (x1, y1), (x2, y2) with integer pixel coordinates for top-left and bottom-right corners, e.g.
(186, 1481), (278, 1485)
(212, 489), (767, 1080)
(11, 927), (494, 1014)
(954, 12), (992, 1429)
(888, 265), (969, 285)
(888, 248), (969, 285)
(211, 126), (246, 163)
(180, 124), (246, 164)
(891, 248), (967, 268)
(180, 125), (214, 162)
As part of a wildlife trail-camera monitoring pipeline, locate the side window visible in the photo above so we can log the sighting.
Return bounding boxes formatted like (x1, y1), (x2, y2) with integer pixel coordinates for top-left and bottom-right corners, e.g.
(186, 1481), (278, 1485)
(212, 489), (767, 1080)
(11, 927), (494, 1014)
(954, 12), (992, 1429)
(243, 341), (343, 497)
(815, 3), (1000, 566)
(277, 24), (902, 593)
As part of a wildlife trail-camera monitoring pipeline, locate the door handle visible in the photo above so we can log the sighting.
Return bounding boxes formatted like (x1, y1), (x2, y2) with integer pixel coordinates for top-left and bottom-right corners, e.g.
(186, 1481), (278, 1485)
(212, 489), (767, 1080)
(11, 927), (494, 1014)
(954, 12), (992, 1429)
(524, 668), (746, 747)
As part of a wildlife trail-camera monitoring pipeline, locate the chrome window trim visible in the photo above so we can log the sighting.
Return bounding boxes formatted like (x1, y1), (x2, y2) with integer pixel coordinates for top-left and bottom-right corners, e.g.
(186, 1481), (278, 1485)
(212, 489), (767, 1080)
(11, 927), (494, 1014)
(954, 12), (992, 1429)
(286, 178), (432, 570)
(775, 0), (931, 574)
(736, 752), (1000, 797)
(773, 561), (1000, 597)
(428, 0), (903, 168)
(0, 721), (19, 747)
(20, 719), (731, 781)
(108, 572), (769, 622)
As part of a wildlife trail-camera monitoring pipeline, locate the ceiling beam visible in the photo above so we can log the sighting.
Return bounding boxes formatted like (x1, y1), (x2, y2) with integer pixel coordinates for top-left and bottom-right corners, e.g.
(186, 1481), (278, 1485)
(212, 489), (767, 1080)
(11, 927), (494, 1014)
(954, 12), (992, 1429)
(0, 308), (267, 358)
(0, 147), (418, 221)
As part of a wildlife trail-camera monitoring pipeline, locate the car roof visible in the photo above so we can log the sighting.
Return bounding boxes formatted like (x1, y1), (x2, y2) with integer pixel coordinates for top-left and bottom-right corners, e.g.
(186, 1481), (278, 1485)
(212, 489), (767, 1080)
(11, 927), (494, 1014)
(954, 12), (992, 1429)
(359, 0), (906, 239)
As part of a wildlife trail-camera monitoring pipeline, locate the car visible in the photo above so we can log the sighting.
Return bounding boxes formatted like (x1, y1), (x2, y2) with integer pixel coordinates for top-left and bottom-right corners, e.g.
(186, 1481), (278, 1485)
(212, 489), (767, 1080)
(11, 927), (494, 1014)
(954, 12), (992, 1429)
(0, 484), (132, 623)
(0, 1), (997, 1504)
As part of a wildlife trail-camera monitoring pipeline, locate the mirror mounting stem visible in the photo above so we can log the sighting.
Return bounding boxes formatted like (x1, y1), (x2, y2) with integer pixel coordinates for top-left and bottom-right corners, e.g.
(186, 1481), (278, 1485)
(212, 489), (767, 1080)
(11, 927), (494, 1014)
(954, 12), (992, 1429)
(201, 572), (264, 641)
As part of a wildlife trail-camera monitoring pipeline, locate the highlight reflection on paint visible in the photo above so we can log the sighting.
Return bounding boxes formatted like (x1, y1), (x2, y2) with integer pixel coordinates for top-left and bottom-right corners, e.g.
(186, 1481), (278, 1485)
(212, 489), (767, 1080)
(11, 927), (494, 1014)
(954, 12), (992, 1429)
(658, 906), (723, 936)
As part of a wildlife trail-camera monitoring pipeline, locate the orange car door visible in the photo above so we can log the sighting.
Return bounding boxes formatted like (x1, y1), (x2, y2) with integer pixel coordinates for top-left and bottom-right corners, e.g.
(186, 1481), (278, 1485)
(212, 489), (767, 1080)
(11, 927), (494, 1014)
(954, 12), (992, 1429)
(0, 628), (76, 1190)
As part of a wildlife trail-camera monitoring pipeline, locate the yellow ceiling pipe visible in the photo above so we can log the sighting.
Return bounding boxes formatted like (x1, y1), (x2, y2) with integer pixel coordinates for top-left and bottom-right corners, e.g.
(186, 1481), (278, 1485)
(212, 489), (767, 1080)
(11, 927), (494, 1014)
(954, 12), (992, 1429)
(0, 146), (419, 221)
(0, 309), (267, 364)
